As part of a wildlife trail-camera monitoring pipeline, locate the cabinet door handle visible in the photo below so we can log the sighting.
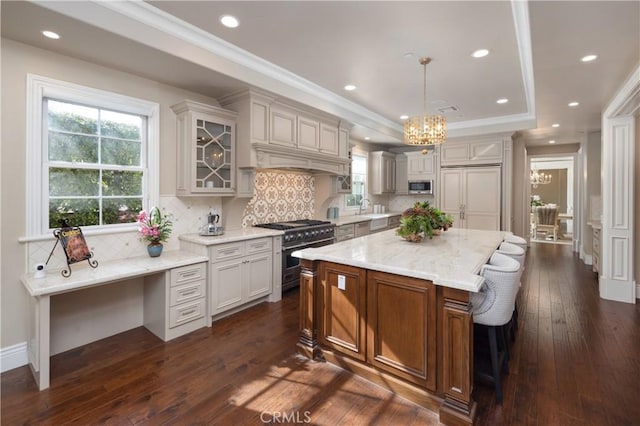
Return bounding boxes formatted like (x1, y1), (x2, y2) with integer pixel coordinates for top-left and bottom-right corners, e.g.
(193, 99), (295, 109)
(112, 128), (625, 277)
(181, 289), (197, 297)
(180, 270), (198, 278)
(181, 309), (196, 316)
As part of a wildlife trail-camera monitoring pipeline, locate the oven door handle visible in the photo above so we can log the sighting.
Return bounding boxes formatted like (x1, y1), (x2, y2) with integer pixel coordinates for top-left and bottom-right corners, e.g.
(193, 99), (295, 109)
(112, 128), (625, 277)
(284, 238), (335, 252)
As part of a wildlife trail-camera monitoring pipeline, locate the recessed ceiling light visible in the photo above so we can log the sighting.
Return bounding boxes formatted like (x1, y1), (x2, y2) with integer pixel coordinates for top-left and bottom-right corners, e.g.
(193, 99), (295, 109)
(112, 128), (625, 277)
(549, 140), (556, 144)
(471, 49), (490, 58)
(219, 15), (239, 28)
(400, 115), (409, 120)
(581, 54), (598, 62)
(568, 101), (579, 107)
(496, 98), (509, 104)
(364, 137), (371, 141)
(344, 84), (356, 91)
(42, 30), (60, 39)
(551, 123), (560, 128)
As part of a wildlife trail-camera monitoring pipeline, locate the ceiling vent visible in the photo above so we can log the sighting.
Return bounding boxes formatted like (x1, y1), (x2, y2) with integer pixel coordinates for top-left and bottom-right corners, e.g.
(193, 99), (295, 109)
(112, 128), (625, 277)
(437, 105), (460, 114)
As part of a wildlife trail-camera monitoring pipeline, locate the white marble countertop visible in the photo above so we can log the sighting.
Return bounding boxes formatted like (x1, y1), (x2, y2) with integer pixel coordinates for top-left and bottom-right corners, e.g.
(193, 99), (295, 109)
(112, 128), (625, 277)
(330, 212), (402, 226)
(293, 227), (506, 293)
(179, 227), (283, 246)
(21, 250), (209, 297)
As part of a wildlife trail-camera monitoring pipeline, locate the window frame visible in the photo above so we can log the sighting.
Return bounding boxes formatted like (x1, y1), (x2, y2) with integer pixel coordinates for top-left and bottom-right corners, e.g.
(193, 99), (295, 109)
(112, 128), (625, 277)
(26, 74), (160, 239)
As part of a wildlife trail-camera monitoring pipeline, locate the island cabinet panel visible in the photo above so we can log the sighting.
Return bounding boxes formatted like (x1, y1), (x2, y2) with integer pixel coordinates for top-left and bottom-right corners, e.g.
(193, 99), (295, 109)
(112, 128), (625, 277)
(366, 271), (436, 390)
(318, 262), (367, 361)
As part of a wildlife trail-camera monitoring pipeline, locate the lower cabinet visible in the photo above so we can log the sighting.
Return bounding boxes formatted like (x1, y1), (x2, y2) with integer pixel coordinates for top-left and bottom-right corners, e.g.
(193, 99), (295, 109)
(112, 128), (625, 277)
(209, 237), (273, 316)
(144, 262), (207, 341)
(336, 223), (355, 242)
(354, 221), (370, 237)
(317, 263), (436, 390)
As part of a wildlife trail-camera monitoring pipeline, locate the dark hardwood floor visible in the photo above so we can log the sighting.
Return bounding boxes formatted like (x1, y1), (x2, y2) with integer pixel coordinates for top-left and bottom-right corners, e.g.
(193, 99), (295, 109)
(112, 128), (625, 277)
(2, 243), (639, 425)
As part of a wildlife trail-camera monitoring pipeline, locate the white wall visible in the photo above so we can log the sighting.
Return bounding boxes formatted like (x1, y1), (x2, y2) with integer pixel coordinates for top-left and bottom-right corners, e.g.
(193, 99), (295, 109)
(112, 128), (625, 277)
(0, 39), (227, 353)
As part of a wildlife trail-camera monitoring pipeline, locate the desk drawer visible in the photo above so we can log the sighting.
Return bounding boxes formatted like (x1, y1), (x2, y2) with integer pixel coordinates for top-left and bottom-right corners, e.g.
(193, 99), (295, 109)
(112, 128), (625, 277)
(169, 299), (205, 328)
(171, 263), (206, 287)
(170, 280), (205, 306)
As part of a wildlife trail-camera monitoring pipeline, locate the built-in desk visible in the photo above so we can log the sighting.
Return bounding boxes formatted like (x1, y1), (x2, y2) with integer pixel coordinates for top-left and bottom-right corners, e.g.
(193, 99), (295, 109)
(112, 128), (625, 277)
(20, 250), (208, 390)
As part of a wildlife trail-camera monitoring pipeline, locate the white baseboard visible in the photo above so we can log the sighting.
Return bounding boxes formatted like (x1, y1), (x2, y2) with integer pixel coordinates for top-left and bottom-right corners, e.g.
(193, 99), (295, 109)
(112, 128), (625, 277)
(0, 342), (28, 373)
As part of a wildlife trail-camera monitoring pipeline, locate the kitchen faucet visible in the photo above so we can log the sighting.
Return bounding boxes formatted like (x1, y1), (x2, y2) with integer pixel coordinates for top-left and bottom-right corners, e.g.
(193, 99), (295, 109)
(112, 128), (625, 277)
(358, 198), (370, 215)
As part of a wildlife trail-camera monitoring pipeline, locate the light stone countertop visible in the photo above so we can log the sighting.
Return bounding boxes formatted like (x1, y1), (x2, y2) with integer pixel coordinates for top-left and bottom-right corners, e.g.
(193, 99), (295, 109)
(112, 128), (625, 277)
(330, 212), (402, 226)
(178, 227), (283, 246)
(293, 227), (506, 293)
(21, 250), (209, 297)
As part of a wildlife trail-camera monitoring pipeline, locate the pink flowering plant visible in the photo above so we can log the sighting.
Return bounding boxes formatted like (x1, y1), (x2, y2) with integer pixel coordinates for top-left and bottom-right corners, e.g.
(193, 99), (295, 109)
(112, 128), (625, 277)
(137, 207), (173, 244)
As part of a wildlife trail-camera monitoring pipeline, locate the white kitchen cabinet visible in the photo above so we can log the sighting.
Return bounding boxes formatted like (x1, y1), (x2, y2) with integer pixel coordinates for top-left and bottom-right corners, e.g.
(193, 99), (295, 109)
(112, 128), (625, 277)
(395, 153), (408, 195)
(440, 167), (501, 230)
(440, 140), (503, 166)
(336, 223), (355, 242)
(370, 151), (396, 194)
(209, 237), (273, 316)
(171, 100), (238, 196)
(339, 127), (350, 159)
(270, 102), (297, 147)
(387, 214), (401, 230)
(144, 262), (208, 341)
(355, 221), (370, 237)
(297, 115), (320, 151)
(319, 123), (339, 155)
(406, 151), (436, 178)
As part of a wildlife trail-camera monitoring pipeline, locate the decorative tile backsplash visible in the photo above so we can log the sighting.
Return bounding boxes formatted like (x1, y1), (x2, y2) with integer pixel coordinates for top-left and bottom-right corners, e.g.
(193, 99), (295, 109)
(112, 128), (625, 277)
(242, 170), (315, 227)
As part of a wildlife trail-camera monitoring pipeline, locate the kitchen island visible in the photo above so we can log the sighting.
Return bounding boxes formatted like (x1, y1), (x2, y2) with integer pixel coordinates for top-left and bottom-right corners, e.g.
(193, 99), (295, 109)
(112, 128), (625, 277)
(292, 227), (506, 426)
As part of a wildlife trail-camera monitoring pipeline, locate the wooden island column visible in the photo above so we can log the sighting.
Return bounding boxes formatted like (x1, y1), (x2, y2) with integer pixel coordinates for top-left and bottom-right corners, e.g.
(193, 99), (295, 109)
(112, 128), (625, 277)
(297, 259), (322, 360)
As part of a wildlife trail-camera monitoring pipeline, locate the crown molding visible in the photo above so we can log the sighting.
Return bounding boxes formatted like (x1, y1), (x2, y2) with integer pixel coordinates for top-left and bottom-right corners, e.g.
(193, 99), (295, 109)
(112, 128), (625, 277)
(33, 0), (538, 143)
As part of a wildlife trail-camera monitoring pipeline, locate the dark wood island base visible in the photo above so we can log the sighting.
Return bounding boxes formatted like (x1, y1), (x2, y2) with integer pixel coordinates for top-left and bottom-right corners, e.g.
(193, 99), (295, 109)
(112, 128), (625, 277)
(297, 259), (477, 426)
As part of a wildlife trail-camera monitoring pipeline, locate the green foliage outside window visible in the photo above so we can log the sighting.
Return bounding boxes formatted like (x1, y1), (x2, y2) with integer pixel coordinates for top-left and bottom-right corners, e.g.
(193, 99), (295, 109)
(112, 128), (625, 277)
(47, 99), (144, 229)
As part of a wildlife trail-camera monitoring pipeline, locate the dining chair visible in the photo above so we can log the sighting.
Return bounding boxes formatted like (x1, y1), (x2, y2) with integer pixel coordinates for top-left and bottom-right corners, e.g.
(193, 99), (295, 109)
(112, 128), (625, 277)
(532, 205), (559, 240)
(470, 252), (522, 404)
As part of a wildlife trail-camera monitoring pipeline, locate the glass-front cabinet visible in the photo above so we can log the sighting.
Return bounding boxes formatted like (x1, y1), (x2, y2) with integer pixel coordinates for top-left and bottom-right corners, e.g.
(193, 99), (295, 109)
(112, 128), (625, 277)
(171, 100), (238, 195)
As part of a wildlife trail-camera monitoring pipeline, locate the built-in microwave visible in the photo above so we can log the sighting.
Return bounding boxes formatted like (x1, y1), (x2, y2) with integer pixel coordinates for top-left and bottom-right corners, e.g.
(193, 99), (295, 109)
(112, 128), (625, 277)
(408, 180), (434, 194)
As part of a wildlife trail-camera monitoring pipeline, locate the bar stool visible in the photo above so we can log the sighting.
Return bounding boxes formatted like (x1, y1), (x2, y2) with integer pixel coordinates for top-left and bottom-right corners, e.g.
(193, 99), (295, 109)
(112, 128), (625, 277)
(504, 233), (527, 253)
(470, 252), (522, 404)
(497, 241), (525, 335)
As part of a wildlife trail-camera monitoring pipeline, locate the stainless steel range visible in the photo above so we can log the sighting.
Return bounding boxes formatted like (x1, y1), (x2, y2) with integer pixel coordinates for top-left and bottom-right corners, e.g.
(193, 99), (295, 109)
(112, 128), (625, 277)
(254, 219), (335, 292)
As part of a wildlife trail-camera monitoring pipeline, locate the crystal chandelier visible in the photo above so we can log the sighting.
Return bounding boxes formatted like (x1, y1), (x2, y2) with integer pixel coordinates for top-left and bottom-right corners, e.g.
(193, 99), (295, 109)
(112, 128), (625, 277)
(530, 168), (552, 188)
(403, 57), (446, 147)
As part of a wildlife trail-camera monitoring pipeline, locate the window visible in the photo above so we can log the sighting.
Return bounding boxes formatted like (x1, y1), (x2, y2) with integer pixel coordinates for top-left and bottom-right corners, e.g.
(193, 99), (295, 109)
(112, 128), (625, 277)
(27, 75), (159, 237)
(46, 99), (145, 228)
(345, 153), (367, 208)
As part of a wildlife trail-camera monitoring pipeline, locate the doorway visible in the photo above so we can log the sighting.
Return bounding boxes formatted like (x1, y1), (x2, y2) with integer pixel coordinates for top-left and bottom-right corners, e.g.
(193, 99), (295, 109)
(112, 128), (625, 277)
(529, 156), (575, 246)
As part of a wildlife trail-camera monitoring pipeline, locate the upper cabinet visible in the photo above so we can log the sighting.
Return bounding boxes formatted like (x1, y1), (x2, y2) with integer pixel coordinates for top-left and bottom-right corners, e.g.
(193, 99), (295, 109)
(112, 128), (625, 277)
(219, 89), (350, 175)
(370, 151), (396, 194)
(440, 139), (503, 166)
(406, 151), (436, 179)
(171, 100), (238, 196)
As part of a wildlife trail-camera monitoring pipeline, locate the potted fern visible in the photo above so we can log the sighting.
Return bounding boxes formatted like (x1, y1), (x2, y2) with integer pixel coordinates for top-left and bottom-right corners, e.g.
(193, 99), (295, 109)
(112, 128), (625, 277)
(397, 201), (453, 242)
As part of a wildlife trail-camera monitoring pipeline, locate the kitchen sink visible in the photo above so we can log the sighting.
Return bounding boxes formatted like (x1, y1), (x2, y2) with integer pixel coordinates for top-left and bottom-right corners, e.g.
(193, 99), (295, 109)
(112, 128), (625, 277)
(369, 216), (389, 231)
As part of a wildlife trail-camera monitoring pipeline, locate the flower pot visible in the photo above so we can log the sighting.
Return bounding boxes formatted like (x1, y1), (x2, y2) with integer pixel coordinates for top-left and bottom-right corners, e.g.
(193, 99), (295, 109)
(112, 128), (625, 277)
(147, 242), (163, 257)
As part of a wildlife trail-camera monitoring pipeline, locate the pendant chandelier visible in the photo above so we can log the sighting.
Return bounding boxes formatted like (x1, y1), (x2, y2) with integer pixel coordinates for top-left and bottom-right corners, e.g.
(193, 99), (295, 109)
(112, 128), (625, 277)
(530, 168), (552, 188)
(403, 57), (446, 147)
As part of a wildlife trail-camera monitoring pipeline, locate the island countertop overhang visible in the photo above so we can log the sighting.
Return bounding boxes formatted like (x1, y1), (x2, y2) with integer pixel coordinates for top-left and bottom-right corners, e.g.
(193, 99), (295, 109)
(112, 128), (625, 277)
(292, 227), (507, 293)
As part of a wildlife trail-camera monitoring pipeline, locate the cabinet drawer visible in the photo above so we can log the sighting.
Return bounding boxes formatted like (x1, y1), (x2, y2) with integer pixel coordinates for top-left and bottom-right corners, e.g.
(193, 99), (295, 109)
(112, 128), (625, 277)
(169, 299), (205, 329)
(170, 280), (205, 306)
(170, 263), (206, 287)
(211, 242), (244, 261)
(336, 224), (355, 238)
(246, 237), (272, 254)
